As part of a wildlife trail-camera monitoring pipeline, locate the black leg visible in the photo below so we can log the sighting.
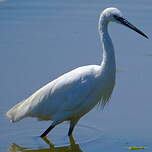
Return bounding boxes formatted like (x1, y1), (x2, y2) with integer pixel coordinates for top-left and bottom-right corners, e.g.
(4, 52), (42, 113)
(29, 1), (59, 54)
(68, 120), (79, 136)
(40, 124), (55, 137)
(68, 125), (74, 136)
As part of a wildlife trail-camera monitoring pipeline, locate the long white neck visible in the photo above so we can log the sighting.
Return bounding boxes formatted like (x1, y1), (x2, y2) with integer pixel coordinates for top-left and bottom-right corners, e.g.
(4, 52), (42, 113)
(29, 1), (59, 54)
(99, 19), (116, 74)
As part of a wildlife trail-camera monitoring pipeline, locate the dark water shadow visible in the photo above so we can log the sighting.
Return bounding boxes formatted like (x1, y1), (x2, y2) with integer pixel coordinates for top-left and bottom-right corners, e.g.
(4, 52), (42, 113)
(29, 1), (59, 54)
(8, 136), (83, 152)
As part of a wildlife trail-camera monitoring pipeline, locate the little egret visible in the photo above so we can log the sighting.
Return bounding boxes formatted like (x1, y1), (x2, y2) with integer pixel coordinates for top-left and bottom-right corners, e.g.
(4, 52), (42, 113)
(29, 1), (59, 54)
(6, 7), (148, 137)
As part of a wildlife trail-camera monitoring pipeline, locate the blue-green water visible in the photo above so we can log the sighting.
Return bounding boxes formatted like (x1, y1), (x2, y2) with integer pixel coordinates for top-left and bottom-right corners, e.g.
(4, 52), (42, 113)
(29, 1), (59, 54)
(0, 0), (152, 151)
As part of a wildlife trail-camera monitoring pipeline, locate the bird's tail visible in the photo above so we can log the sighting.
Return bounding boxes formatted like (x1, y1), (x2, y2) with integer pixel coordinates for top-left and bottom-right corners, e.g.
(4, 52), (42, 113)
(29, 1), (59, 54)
(6, 100), (28, 123)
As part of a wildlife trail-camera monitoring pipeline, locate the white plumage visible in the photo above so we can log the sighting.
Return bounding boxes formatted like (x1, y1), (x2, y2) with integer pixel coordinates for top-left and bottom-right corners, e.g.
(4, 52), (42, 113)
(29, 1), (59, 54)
(7, 65), (115, 122)
(6, 7), (148, 137)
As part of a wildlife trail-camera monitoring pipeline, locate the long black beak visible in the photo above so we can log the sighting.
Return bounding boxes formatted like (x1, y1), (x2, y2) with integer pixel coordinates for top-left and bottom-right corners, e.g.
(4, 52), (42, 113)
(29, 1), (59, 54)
(114, 15), (148, 39)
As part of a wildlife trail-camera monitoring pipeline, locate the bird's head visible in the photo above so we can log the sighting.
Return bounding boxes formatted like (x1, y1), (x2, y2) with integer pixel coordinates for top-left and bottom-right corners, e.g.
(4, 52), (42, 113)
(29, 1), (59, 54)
(99, 7), (148, 39)
(100, 7), (122, 23)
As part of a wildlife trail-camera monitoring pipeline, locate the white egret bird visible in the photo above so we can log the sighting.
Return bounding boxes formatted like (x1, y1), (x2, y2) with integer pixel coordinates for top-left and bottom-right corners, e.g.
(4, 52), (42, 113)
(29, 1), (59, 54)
(6, 7), (148, 137)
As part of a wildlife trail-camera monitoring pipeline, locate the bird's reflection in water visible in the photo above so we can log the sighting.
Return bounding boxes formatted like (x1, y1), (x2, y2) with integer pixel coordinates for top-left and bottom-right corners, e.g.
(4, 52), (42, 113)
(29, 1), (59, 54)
(8, 136), (83, 152)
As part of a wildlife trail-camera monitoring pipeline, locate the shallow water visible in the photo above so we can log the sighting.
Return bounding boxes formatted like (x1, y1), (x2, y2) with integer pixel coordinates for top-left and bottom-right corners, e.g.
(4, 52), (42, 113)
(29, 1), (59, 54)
(0, 0), (152, 151)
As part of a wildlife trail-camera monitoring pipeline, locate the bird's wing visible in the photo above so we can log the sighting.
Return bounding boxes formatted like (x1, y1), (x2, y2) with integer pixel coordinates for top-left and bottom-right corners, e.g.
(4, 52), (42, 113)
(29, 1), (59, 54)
(27, 65), (101, 119)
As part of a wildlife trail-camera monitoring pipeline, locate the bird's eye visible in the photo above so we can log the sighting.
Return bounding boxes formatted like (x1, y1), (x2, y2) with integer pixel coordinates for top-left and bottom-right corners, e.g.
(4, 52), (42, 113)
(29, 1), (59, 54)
(113, 15), (122, 20)
(113, 15), (119, 19)
(113, 15), (125, 22)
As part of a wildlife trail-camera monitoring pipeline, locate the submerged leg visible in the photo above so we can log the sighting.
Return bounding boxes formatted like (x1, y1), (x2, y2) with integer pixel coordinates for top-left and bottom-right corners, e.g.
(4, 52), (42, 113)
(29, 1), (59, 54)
(69, 135), (76, 146)
(68, 119), (79, 136)
(41, 136), (55, 147)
